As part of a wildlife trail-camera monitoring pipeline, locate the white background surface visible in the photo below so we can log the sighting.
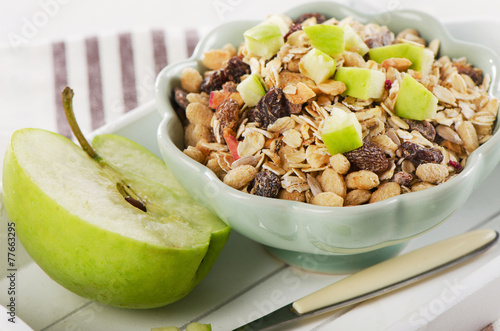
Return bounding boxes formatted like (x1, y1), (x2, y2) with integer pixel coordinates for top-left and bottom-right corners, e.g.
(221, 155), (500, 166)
(1, 0), (500, 330)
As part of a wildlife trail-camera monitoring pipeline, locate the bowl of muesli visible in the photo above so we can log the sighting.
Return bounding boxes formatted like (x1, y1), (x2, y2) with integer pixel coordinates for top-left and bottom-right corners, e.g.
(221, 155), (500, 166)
(155, 2), (500, 273)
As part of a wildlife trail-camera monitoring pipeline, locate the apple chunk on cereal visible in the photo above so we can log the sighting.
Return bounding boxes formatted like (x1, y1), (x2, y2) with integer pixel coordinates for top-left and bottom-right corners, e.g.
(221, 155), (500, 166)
(244, 24), (284, 60)
(334, 67), (386, 100)
(299, 48), (337, 85)
(321, 107), (363, 155)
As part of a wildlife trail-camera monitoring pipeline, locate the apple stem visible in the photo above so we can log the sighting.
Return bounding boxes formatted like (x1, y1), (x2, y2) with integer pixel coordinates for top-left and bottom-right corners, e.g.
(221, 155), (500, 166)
(62, 87), (99, 160)
(61, 86), (147, 213)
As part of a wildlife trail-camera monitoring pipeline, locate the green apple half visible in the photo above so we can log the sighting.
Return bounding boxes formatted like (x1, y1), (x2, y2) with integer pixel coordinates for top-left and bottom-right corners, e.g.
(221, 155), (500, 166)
(394, 74), (438, 120)
(2, 90), (230, 309)
(321, 107), (363, 155)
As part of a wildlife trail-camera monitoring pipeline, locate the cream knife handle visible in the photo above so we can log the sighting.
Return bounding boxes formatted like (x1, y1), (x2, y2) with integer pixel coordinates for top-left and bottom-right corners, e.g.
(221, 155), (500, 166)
(293, 229), (498, 315)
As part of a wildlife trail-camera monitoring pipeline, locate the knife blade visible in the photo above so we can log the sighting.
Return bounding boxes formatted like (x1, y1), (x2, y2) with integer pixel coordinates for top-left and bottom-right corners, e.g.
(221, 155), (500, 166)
(233, 229), (498, 331)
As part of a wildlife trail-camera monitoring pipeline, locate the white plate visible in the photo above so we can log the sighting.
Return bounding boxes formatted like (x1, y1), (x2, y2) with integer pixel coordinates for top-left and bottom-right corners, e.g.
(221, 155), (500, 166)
(1, 19), (500, 331)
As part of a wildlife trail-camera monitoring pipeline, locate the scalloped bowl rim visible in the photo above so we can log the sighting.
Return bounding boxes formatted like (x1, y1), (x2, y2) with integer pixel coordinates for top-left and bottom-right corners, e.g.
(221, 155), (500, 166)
(155, 2), (500, 254)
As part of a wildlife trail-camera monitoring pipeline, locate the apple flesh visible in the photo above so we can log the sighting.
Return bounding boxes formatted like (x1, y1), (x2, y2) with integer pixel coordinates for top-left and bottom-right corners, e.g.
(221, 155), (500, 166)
(334, 67), (386, 100)
(342, 24), (369, 56)
(2, 129), (230, 308)
(299, 48), (337, 85)
(303, 24), (344, 57)
(321, 107), (363, 155)
(244, 24), (284, 60)
(236, 73), (267, 107)
(394, 74), (438, 120)
(368, 43), (435, 74)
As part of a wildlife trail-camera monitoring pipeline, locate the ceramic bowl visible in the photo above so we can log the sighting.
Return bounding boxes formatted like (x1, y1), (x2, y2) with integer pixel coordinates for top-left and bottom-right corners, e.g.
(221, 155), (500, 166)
(155, 1), (500, 273)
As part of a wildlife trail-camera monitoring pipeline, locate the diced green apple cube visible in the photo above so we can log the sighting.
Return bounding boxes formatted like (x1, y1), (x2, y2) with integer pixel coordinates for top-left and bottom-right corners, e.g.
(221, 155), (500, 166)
(236, 74), (267, 107)
(334, 67), (386, 100)
(299, 48), (337, 85)
(394, 74), (438, 120)
(244, 24), (284, 60)
(368, 43), (435, 74)
(321, 107), (363, 155)
(303, 24), (344, 57)
(342, 24), (369, 56)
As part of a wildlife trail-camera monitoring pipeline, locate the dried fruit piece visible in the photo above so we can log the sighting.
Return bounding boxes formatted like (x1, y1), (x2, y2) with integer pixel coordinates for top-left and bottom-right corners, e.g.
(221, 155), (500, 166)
(214, 98), (240, 142)
(344, 142), (389, 172)
(452, 62), (483, 86)
(172, 87), (189, 125)
(392, 171), (413, 186)
(252, 170), (281, 198)
(293, 12), (327, 24)
(224, 57), (251, 83)
(284, 23), (302, 41)
(399, 141), (443, 166)
(200, 69), (227, 93)
(254, 87), (292, 128)
(405, 119), (436, 141)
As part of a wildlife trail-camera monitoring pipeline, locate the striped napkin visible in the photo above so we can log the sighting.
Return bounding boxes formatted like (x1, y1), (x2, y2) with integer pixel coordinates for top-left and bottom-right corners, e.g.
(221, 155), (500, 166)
(0, 27), (210, 174)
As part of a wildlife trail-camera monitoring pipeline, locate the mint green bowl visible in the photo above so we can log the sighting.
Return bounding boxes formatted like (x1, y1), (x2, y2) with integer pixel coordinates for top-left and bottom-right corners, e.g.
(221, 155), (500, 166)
(155, 2), (500, 273)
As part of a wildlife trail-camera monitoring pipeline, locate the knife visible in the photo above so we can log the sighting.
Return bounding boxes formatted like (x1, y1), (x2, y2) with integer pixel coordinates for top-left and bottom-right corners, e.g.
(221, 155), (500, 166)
(233, 229), (498, 331)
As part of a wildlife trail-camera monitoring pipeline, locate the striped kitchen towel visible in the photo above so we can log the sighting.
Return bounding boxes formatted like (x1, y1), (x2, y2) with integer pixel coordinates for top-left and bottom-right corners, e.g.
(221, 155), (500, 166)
(0, 27), (210, 172)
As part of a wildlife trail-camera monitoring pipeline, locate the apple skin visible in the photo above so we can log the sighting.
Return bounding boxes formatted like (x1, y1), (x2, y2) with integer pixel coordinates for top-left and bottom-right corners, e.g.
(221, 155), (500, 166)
(321, 108), (363, 155)
(2, 129), (230, 309)
(299, 48), (337, 85)
(394, 74), (438, 120)
(334, 67), (386, 100)
(368, 43), (434, 74)
(244, 24), (284, 60)
(303, 24), (344, 57)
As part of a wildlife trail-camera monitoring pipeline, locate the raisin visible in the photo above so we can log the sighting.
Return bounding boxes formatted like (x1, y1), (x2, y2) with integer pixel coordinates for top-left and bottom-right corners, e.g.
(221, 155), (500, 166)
(344, 142), (389, 173)
(173, 87), (189, 109)
(252, 170), (281, 198)
(284, 23), (302, 41)
(224, 56), (250, 83)
(405, 119), (436, 141)
(214, 98), (239, 142)
(172, 87), (189, 126)
(222, 81), (238, 92)
(254, 87), (292, 128)
(200, 69), (227, 93)
(392, 172), (413, 186)
(364, 30), (393, 49)
(452, 62), (483, 86)
(293, 13), (327, 24)
(399, 141), (443, 166)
